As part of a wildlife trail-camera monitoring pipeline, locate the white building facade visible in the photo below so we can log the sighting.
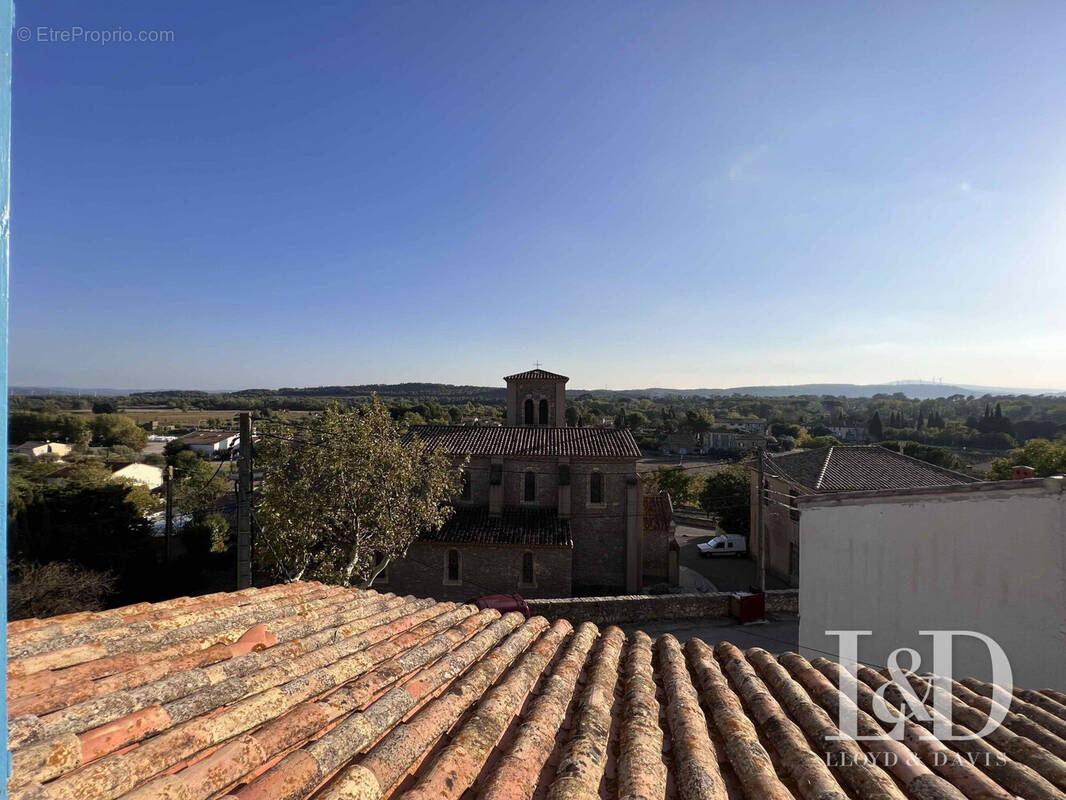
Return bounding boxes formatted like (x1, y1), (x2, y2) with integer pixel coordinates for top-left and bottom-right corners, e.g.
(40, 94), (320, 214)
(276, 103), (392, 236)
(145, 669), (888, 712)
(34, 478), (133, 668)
(798, 476), (1066, 688)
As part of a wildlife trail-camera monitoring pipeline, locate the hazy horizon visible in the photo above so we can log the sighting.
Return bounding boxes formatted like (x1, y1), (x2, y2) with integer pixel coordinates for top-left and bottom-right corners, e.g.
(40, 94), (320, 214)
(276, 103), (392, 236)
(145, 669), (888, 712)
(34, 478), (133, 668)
(12, 2), (1066, 390)
(10, 377), (1065, 397)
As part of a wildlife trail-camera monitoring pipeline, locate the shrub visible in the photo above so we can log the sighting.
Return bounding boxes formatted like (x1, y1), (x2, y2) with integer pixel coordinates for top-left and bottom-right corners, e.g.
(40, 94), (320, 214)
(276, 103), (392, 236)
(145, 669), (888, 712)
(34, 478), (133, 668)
(8, 561), (116, 620)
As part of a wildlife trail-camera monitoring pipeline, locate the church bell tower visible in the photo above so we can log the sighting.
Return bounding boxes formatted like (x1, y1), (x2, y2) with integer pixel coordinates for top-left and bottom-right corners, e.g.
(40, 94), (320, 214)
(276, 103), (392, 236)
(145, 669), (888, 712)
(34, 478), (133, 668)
(504, 368), (569, 427)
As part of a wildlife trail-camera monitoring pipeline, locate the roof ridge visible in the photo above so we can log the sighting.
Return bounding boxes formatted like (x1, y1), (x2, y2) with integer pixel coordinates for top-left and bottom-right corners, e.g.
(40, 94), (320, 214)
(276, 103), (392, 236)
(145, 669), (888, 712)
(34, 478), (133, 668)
(815, 446), (835, 490)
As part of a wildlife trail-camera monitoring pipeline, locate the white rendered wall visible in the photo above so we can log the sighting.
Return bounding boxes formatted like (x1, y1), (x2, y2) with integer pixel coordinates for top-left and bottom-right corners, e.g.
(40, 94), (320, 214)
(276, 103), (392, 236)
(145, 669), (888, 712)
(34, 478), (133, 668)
(799, 479), (1065, 688)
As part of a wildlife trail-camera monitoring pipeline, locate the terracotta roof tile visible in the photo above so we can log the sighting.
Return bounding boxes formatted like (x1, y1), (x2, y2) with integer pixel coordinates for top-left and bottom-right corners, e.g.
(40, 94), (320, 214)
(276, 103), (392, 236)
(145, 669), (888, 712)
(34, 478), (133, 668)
(407, 425), (641, 458)
(503, 370), (569, 382)
(8, 581), (1066, 799)
(424, 507), (572, 547)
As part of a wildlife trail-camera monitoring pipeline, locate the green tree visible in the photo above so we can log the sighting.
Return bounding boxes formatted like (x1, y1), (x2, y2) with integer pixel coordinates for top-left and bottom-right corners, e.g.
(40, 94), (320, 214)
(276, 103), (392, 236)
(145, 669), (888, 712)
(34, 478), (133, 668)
(90, 414), (148, 449)
(8, 483), (156, 604)
(699, 465), (750, 536)
(867, 412), (883, 441)
(648, 466), (695, 506)
(9, 411), (89, 444)
(8, 561), (117, 620)
(257, 397), (464, 586)
(987, 439), (1066, 480)
(170, 449), (229, 519)
(799, 435), (842, 449)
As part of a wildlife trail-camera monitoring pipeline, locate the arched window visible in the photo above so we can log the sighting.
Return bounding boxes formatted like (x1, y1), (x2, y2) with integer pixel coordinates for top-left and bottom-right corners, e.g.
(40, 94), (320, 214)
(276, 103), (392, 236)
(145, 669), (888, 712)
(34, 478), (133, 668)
(524, 470), (536, 502)
(523, 398), (534, 425)
(521, 551), (535, 586)
(460, 470), (471, 501)
(539, 398), (549, 425)
(445, 549), (461, 584)
(589, 471), (604, 505)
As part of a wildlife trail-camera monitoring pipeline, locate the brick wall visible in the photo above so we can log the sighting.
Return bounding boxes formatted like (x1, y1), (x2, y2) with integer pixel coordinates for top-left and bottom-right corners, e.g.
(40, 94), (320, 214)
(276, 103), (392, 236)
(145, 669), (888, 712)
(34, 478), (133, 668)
(527, 589), (799, 626)
(383, 541), (572, 602)
(448, 454), (638, 594)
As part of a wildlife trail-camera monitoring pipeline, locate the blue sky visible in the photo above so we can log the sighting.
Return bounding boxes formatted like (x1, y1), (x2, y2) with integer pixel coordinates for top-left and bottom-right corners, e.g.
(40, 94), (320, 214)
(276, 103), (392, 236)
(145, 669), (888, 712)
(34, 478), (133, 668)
(11, 1), (1066, 390)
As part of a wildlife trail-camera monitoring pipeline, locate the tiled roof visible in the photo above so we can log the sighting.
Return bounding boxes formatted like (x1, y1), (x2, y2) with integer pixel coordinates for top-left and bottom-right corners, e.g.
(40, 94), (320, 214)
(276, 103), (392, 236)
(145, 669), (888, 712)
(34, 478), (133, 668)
(8, 582), (1066, 799)
(503, 369), (569, 381)
(424, 507), (573, 546)
(766, 445), (979, 492)
(408, 425), (641, 458)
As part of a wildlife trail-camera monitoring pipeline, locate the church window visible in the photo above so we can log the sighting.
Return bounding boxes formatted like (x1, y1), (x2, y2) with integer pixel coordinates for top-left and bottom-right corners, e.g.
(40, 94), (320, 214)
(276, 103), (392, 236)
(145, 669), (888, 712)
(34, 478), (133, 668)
(445, 549), (461, 584)
(589, 471), (604, 505)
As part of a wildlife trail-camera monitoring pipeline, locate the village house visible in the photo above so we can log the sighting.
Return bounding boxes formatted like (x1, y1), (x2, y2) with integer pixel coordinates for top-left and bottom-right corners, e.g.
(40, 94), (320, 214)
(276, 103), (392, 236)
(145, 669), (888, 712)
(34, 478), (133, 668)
(14, 440), (74, 460)
(751, 445), (978, 586)
(716, 416), (767, 433)
(660, 431), (699, 455)
(174, 430), (239, 458)
(385, 369), (669, 599)
(44, 461), (165, 490)
(108, 461), (165, 490)
(701, 428), (769, 454)
(826, 424), (870, 443)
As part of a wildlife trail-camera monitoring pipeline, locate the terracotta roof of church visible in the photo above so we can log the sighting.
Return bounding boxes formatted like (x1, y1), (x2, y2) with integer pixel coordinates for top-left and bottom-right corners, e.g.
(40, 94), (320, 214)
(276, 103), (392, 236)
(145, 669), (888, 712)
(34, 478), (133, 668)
(9, 581), (1066, 800)
(407, 425), (641, 458)
(503, 369), (569, 381)
(422, 507), (573, 546)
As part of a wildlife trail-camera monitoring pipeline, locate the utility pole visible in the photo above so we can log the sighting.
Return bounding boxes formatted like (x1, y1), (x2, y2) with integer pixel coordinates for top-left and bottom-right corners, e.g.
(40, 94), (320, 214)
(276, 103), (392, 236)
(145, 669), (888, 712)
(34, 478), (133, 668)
(236, 412), (252, 589)
(164, 465), (174, 565)
(756, 447), (766, 593)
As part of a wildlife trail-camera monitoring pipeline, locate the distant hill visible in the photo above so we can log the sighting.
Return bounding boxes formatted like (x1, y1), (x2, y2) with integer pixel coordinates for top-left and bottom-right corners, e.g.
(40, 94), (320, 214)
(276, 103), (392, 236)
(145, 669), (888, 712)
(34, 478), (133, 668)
(9, 386), (133, 396)
(607, 383), (1065, 400)
(11, 380), (1064, 401)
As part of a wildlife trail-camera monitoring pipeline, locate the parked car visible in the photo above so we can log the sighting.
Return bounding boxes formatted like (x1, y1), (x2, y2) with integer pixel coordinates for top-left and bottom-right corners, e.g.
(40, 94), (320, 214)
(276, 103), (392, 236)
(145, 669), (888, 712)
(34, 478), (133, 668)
(472, 593), (530, 618)
(697, 534), (747, 557)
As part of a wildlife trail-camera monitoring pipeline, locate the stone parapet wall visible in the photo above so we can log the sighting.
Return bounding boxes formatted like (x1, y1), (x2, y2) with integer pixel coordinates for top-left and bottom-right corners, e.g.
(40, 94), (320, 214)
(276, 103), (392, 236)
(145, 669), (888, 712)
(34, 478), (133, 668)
(527, 589), (798, 626)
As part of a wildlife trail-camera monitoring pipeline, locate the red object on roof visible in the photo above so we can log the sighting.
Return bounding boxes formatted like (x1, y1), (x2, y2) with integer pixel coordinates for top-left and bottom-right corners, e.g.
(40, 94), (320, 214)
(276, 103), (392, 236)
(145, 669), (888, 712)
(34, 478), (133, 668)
(472, 593), (530, 618)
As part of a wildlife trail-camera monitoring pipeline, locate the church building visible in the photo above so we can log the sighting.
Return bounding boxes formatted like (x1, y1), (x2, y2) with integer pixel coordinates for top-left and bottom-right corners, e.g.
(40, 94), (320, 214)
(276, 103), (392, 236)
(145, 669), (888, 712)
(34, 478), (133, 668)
(384, 369), (661, 600)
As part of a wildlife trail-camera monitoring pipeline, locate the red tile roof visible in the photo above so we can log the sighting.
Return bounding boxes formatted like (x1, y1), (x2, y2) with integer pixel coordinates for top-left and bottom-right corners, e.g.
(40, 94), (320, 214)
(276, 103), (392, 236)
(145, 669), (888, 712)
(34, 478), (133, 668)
(8, 582), (1066, 800)
(424, 507), (572, 546)
(765, 445), (978, 492)
(408, 425), (641, 458)
(503, 369), (569, 381)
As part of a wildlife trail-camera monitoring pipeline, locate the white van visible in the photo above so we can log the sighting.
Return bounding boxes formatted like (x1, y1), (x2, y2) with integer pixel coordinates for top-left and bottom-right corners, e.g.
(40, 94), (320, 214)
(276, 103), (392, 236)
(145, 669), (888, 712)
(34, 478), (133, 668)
(697, 534), (747, 557)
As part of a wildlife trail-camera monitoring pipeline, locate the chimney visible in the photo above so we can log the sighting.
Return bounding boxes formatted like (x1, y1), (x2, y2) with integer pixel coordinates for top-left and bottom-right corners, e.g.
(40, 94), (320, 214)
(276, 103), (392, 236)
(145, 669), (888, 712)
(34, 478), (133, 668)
(1012, 465), (1036, 480)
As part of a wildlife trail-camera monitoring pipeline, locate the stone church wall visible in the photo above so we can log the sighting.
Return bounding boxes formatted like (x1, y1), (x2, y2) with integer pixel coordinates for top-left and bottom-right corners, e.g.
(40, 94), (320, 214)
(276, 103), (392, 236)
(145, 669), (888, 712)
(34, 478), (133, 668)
(383, 541), (573, 601)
